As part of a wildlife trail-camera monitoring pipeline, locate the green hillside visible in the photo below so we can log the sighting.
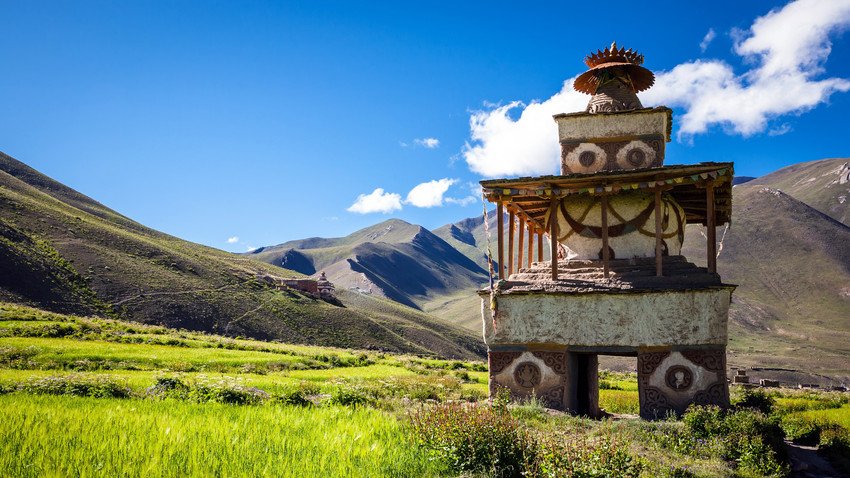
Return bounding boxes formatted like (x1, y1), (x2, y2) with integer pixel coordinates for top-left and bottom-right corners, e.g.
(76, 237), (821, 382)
(745, 158), (849, 226)
(683, 181), (850, 381)
(249, 219), (489, 310)
(0, 152), (484, 359)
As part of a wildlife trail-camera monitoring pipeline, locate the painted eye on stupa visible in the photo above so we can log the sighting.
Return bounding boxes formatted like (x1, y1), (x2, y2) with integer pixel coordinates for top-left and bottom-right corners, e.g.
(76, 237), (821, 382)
(616, 140), (655, 169)
(565, 143), (607, 173)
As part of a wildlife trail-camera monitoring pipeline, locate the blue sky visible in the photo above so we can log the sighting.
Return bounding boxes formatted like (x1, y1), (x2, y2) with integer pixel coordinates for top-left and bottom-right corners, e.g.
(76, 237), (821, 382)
(2, 0), (849, 252)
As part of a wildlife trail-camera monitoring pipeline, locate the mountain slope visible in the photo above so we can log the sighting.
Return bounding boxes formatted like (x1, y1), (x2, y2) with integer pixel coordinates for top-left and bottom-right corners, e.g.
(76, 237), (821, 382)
(0, 152), (484, 359)
(746, 158), (850, 226)
(683, 183), (850, 378)
(249, 219), (489, 310)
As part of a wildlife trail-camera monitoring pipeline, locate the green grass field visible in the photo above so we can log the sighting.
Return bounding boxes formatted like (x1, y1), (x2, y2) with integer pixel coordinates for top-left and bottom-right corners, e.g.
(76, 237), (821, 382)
(0, 395), (444, 477)
(3, 302), (849, 477)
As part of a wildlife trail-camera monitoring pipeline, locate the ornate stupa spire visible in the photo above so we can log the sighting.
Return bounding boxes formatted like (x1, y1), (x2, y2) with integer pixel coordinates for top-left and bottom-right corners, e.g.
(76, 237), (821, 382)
(573, 42), (655, 114)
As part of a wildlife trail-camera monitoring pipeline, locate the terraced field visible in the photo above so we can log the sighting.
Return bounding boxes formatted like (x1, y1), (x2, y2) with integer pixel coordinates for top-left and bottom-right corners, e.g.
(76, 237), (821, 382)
(3, 302), (849, 477)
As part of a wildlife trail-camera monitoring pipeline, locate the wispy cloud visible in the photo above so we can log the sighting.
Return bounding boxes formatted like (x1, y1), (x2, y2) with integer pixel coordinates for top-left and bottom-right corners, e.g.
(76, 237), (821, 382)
(414, 137), (440, 149)
(462, 0), (850, 177)
(406, 178), (456, 208)
(227, 236), (239, 244)
(700, 28), (716, 52)
(445, 195), (477, 207)
(347, 188), (403, 214)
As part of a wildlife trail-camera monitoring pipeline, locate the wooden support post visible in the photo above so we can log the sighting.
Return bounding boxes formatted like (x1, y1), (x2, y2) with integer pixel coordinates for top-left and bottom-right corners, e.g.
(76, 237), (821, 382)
(497, 202), (504, 279)
(527, 222), (534, 268)
(550, 198), (559, 281)
(600, 194), (610, 279)
(508, 210), (515, 277)
(706, 184), (717, 274)
(654, 188), (663, 277)
(517, 217), (525, 272)
(537, 230), (544, 262)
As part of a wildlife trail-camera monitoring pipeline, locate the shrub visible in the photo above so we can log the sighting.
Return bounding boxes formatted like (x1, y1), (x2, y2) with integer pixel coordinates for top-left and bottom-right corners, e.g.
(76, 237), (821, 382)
(188, 377), (268, 405)
(273, 382), (319, 406)
(410, 402), (641, 478)
(780, 415), (821, 444)
(533, 436), (642, 478)
(328, 383), (373, 407)
(681, 406), (788, 477)
(147, 375), (268, 405)
(819, 424), (850, 474)
(735, 388), (775, 415)
(410, 402), (534, 478)
(21, 375), (131, 399)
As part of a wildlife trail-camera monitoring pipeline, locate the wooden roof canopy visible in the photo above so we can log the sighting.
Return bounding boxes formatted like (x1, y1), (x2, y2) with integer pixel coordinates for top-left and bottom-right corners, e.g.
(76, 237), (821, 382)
(481, 162), (734, 233)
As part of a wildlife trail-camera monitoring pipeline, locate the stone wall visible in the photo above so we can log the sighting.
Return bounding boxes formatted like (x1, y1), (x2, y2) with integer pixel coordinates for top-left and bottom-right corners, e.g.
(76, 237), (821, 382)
(483, 288), (732, 348)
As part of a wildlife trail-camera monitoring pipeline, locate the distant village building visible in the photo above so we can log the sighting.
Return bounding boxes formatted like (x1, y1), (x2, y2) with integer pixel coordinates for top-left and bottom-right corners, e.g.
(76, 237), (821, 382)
(256, 272), (335, 298)
(280, 278), (319, 295)
(479, 43), (734, 418)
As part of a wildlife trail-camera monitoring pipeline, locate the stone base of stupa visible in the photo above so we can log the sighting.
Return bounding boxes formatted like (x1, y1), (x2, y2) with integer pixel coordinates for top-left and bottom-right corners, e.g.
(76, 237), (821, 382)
(480, 256), (732, 418)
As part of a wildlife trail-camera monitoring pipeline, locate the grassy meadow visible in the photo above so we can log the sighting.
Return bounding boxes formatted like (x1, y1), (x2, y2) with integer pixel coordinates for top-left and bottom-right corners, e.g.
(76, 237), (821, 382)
(2, 302), (850, 477)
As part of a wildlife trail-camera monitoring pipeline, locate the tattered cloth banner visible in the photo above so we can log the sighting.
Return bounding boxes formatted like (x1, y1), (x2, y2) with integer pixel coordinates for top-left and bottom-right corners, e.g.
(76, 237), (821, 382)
(484, 168), (729, 197)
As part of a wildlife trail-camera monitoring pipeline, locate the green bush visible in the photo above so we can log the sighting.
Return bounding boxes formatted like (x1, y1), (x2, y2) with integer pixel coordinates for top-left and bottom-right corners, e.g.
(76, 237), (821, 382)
(410, 402), (534, 477)
(20, 374), (131, 399)
(735, 388), (775, 415)
(779, 414), (821, 444)
(273, 382), (319, 406)
(410, 402), (641, 478)
(146, 375), (268, 405)
(328, 383), (373, 407)
(681, 406), (788, 477)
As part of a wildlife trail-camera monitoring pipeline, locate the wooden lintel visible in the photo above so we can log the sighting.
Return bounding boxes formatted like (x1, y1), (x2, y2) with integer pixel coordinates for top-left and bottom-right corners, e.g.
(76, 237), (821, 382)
(509, 202), (548, 234)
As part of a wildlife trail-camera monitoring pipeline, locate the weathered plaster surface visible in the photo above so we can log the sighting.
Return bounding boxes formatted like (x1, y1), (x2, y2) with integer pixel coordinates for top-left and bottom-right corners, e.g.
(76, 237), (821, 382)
(545, 191), (684, 260)
(482, 288), (731, 347)
(556, 109), (669, 142)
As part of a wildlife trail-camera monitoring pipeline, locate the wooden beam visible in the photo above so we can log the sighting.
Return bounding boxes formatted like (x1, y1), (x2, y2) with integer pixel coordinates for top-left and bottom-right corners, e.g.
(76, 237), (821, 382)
(508, 210), (515, 277)
(517, 216), (525, 272)
(497, 202), (504, 279)
(706, 184), (717, 274)
(654, 188), (663, 277)
(601, 194), (610, 279)
(550, 198), (559, 281)
(527, 222), (534, 268)
(537, 230), (544, 262)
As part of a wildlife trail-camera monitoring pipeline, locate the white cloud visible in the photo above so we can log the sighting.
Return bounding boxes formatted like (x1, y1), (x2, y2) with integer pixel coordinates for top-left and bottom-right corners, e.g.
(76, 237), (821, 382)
(445, 195), (477, 207)
(347, 188), (403, 214)
(246, 245), (257, 252)
(700, 28), (716, 52)
(226, 236), (239, 244)
(414, 137), (440, 149)
(463, 84), (588, 177)
(645, 0), (850, 137)
(405, 178), (457, 208)
(462, 0), (850, 176)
